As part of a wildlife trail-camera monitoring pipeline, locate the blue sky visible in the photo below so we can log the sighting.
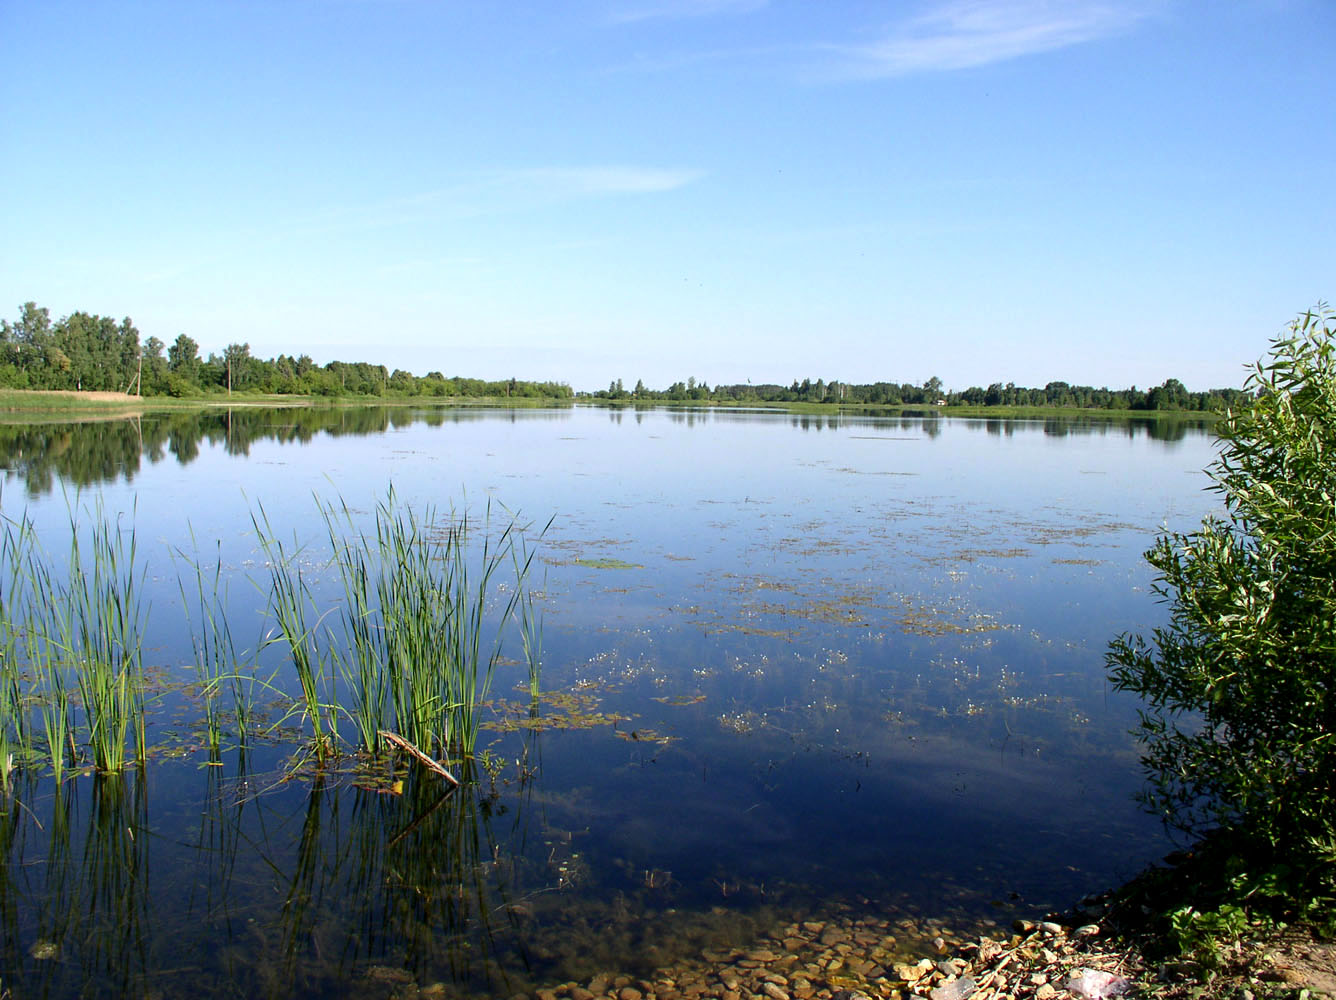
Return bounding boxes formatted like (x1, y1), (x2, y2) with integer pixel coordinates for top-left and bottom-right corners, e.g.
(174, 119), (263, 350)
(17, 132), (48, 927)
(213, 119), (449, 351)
(2, 1), (1332, 392)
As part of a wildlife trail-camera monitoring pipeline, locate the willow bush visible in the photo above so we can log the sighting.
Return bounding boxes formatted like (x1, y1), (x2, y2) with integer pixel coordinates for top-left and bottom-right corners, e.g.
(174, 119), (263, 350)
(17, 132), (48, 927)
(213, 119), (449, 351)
(1108, 305), (1336, 916)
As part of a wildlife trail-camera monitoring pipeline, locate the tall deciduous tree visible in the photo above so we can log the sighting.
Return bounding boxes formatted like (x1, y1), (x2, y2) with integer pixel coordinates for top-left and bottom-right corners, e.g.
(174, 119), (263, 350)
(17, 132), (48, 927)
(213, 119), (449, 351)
(168, 334), (200, 383)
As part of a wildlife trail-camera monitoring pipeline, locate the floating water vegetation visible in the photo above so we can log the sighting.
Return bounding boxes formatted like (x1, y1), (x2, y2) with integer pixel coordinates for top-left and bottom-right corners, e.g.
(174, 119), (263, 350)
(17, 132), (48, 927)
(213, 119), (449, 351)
(686, 575), (1015, 640)
(0, 488), (547, 786)
(570, 557), (643, 570)
(485, 689), (630, 733)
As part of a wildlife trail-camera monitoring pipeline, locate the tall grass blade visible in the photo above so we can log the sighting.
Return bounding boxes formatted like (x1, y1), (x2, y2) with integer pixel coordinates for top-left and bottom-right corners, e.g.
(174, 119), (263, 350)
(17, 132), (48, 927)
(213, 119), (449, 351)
(253, 503), (336, 762)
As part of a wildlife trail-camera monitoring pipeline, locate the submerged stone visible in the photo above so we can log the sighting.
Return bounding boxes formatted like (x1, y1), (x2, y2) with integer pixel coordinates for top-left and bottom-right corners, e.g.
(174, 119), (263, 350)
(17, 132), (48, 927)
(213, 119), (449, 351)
(28, 939), (59, 960)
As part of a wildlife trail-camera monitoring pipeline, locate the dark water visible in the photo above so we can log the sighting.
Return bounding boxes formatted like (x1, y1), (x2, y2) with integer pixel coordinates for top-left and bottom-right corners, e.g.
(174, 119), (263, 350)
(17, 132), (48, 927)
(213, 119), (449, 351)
(0, 405), (1219, 998)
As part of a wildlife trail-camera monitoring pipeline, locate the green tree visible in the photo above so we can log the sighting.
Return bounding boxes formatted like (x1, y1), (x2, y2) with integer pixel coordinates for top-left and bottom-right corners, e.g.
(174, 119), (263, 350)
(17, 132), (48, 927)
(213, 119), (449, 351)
(222, 342), (252, 393)
(3, 301), (52, 373)
(1108, 305), (1336, 910)
(140, 335), (168, 394)
(168, 334), (200, 384)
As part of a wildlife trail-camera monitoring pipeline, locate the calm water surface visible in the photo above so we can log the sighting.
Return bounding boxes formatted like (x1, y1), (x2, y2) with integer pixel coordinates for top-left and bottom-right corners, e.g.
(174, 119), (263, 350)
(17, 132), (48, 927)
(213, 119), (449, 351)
(0, 405), (1219, 998)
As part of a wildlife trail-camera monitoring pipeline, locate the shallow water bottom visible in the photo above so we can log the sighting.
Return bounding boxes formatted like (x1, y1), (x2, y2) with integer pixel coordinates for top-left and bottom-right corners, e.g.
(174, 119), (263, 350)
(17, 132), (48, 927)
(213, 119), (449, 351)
(3, 694), (1164, 1000)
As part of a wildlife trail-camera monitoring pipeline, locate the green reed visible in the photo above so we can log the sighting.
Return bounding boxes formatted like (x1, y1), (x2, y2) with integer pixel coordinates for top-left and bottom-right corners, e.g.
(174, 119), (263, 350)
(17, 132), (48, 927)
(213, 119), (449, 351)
(313, 493), (544, 761)
(322, 497), (394, 756)
(0, 515), (36, 789)
(67, 505), (148, 771)
(0, 488), (545, 783)
(176, 538), (255, 757)
(517, 559), (547, 703)
(254, 505), (338, 762)
(1, 499), (148, 778)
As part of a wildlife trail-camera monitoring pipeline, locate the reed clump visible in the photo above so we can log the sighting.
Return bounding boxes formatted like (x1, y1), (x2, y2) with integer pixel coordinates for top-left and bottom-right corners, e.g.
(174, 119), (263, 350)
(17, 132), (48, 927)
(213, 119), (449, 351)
(257, 491), (546, 767)
(1, 499), (148, 781)
(1, 488), (546, 786)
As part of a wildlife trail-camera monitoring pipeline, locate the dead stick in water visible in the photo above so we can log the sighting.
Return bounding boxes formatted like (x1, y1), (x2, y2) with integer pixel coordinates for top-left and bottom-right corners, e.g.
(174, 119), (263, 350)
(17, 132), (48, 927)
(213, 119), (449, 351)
(378, 731), (461, 787)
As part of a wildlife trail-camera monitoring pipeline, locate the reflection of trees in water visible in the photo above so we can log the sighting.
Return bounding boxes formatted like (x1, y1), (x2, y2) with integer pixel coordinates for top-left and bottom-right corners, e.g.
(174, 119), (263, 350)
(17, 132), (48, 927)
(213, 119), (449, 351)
(2, 737), (546, 999)
(0, 420), (153, 496)
(0, 405), (1207, 497)
(0, 405), (577, 496)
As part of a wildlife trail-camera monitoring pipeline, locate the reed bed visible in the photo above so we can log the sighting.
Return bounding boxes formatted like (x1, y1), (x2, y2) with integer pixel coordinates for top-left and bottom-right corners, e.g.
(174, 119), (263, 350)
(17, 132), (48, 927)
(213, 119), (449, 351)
(259, 491), (546, 765)
(0, 488), (545, 786)
(1, 499), (148, 780)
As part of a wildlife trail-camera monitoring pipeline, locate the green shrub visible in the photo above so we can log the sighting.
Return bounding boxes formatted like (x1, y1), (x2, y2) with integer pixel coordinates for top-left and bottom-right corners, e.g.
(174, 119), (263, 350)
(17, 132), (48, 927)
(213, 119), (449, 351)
(1108, 305), (1336, 912)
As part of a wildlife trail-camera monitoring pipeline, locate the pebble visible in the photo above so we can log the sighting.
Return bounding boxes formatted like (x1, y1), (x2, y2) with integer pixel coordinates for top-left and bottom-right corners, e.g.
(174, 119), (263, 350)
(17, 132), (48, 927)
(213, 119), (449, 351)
(354, 902), (1145, 1000)
(928, 975), (975, 1000)
(28, 940), (59, 961)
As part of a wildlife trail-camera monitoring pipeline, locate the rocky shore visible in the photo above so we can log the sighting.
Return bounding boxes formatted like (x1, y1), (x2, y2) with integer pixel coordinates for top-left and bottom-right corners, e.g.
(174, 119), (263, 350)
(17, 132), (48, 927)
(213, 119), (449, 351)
(502, 915), (1135, 1000)
(364, 903), (1335, 1000)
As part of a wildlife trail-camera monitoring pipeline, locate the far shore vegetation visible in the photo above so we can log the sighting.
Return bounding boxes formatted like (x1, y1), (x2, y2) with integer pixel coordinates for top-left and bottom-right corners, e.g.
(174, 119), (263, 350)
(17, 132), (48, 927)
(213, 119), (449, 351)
(4, 300), (1249, 416)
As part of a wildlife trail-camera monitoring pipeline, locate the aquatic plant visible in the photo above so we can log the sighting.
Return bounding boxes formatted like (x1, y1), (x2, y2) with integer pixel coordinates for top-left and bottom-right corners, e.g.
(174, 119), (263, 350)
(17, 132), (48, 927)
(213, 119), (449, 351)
(517, 560), (546, 703)
(254, 504), (339, 762)
(176, 537), (258, 756)
(325, 492), (544, 761)
(0, 515), (37, 788)
(1, 498), (148, 777)
(0, 487), (545, 783)
(253, 491), (545, 769)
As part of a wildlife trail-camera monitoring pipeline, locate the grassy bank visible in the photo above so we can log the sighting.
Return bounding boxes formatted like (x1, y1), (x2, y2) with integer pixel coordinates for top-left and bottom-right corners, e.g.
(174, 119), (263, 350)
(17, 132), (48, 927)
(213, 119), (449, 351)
(0, 387), (574, 419)
(0, 387), (1224, 423)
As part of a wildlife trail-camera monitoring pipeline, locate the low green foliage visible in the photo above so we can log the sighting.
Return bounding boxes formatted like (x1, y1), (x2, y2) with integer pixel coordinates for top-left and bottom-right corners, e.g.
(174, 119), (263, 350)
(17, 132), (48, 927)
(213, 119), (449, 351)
(1108, 304), (1336, 922)
(1168, 901), (1253, 969)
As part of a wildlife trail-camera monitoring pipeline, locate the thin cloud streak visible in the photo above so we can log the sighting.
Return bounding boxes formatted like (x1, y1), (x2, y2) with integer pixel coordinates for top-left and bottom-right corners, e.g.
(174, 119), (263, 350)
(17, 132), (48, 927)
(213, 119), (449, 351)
(502, 166), (705, 195)
(608, 0), (768, 24)
(275, 166), (705, 239)
(825, 1), (1157, 78)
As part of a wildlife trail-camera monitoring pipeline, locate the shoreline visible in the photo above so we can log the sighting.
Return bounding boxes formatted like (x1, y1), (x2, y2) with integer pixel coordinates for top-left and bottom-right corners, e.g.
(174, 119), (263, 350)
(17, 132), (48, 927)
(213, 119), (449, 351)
(444, 893), (1333, 1000)
(0, 388), (1220, 424)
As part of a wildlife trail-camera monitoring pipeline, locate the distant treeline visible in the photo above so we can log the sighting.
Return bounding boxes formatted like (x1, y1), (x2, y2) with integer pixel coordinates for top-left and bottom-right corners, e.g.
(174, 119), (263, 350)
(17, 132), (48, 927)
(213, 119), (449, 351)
(591, 373), (1250, 411)
(0, 302), (573, 400)
(3, 301), (1246, 411)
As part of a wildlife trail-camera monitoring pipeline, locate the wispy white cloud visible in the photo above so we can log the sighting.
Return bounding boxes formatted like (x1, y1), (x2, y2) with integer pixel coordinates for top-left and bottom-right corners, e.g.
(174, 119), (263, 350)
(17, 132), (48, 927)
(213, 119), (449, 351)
(608, 0), (767, 24)
(499, 165), (705, 196)
(824, 1), (1157, 78)
(284, 166), (705, 238)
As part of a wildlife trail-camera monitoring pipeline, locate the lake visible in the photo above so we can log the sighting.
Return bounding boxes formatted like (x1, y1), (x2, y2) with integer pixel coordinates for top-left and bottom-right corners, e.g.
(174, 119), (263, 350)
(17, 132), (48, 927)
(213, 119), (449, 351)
(0, 404), (1220, 999)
